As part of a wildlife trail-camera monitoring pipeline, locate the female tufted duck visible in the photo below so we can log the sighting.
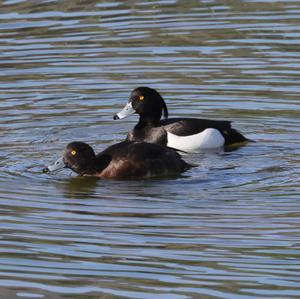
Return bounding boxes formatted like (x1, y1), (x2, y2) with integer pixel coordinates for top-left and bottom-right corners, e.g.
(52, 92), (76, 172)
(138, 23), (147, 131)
(43, 141), (190, 179)
(113, 87), (252, 153)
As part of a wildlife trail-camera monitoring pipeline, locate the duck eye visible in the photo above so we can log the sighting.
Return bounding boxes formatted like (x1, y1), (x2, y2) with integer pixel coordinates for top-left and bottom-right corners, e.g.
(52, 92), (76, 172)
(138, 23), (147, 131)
(71, 150), (77, 156)
(139, 95), (144, 101)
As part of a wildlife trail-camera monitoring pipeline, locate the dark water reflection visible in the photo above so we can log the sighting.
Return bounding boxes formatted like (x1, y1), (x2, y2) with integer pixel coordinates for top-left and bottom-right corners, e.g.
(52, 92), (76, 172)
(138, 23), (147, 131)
(1, 0), (300, 298)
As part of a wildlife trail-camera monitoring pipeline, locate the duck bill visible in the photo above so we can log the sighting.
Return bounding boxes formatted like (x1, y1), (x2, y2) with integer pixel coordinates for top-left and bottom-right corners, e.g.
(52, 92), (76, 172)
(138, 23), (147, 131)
(113, 102), (135, 120)
(43, 157), (65, 173)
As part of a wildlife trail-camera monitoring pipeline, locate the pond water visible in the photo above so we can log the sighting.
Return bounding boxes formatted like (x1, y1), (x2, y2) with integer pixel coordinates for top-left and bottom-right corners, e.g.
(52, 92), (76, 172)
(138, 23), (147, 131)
(0, 0), (300, 298)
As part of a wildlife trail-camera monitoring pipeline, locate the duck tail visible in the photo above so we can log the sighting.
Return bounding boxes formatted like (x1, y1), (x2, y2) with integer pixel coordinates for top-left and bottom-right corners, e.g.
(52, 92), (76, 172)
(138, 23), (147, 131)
(224, 128), (254, 145)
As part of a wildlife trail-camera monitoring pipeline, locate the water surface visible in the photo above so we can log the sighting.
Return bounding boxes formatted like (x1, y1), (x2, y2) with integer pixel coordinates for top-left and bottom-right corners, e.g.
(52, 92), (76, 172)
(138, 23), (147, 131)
(0, 1), (300, 298)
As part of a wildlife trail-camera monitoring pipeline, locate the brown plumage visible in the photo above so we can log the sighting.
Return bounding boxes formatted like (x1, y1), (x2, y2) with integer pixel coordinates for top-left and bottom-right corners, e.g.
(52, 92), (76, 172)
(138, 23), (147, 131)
(44, 141), (190, 179)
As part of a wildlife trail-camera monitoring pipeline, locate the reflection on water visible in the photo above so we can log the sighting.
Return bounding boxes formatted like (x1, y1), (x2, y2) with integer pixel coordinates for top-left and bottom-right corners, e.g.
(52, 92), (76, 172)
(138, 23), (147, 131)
(0, 0), (300, 298)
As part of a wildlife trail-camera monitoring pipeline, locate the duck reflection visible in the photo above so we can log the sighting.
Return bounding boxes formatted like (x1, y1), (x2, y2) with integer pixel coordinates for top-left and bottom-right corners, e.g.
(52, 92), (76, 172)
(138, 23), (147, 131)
(57, 176), (99, 199)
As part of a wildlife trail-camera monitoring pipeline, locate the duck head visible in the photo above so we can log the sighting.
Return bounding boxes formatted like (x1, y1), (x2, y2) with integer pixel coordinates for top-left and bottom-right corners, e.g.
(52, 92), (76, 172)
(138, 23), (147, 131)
(113, 87), (168, 121)
(43, 142), (97, 175)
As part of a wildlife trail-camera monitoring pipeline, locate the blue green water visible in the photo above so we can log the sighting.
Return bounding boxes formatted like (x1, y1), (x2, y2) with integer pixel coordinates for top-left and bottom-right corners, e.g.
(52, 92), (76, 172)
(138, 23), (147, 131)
(0, 1), (300, 298)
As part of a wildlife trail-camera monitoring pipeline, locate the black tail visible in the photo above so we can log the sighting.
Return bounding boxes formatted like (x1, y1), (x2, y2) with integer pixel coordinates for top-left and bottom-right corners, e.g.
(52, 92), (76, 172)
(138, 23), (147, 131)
(223, 128), (253, 145)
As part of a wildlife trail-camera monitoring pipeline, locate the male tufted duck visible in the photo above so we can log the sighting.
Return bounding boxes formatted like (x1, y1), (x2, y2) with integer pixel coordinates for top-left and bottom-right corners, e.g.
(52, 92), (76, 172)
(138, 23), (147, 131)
(113, 87), (251, 153)
(43, 141), (190, 179)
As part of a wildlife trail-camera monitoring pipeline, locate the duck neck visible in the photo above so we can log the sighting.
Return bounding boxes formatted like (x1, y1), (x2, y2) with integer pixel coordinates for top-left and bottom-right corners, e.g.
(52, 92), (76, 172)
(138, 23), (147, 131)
(76, 158), (99, 176)
(92, 154), (112, 174)
(136, 114), (160, 129)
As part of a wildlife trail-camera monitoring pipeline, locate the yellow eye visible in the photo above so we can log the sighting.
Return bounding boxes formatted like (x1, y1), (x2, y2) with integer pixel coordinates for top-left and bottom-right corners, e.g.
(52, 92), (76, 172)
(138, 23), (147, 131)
(71, 150), (77, 156)
(139, 95), (144, 101)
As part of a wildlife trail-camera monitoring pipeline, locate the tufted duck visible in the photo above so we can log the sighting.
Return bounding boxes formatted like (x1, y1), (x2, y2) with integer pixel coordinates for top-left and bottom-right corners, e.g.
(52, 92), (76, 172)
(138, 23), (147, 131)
(113, 87), (251, 153)
(43, 141), (190, 179)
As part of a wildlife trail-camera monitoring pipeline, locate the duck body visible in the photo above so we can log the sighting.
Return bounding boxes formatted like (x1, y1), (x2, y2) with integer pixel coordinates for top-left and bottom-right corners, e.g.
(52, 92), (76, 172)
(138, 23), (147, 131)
(99, 141), (190, 178)
(44, 141), (190, 179)
(114, 87), (251, 153)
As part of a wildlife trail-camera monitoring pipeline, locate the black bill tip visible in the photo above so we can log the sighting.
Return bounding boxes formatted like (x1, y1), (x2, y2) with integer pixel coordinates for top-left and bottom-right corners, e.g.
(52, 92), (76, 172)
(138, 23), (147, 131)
(113, 114), (119, 120)
(42, 167), (49, 173)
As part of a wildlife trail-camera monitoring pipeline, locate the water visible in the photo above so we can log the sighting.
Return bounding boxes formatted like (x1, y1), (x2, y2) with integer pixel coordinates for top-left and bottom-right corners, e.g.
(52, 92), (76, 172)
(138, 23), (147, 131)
(1, 1), (300, 298)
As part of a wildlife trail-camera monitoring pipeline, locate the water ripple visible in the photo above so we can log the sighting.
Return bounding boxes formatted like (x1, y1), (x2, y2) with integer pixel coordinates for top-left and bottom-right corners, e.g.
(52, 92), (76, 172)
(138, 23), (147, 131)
(0, 0), (300, 298)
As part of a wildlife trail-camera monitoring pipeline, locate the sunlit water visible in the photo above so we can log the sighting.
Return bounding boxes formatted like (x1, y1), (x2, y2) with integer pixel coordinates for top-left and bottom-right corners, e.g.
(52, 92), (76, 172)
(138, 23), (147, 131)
(0, 1), (300, 298)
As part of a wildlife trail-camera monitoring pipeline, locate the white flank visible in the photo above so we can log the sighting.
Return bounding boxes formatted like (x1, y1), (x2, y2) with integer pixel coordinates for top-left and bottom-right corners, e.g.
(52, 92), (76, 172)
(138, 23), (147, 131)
(167, 128), (225, 153)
